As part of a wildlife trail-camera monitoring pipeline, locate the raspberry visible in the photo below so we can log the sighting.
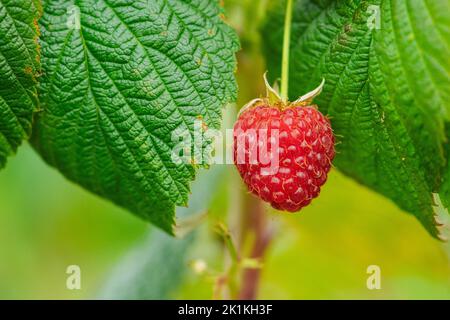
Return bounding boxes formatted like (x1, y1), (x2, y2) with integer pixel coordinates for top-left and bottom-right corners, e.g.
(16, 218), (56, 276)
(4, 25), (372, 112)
(233, 77), (335, 212)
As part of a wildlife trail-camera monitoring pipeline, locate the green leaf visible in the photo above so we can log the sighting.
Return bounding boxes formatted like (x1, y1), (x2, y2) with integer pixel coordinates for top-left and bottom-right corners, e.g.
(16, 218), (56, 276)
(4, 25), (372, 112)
(98, 165), (225, 299)
(33, 0), (239, 234)
(0, 0), (41, 169)
(435, 126), (450, 240)
(262, 0), (450, 238)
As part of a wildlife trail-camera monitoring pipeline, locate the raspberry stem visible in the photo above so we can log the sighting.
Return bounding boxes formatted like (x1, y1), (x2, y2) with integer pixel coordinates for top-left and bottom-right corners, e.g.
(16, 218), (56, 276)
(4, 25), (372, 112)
(280, 0), (293, 102)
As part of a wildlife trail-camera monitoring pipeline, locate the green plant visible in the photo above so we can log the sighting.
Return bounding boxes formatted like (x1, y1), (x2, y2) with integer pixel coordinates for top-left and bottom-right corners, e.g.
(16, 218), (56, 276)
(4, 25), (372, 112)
(0, 0), (449, 300)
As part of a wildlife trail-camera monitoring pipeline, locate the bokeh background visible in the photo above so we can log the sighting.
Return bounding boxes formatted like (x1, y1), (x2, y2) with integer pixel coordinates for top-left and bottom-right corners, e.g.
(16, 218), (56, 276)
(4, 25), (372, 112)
(0, 0), (449, 299)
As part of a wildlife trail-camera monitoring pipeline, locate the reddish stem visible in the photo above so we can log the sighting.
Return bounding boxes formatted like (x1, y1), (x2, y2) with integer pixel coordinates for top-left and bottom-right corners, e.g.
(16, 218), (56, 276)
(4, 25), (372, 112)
(238, 195), (273, 300)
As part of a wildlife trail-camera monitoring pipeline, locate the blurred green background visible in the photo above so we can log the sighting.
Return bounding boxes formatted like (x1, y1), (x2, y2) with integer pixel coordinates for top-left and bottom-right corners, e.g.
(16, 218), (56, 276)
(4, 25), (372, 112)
(0, 0), (449, 299)
(1, 144), (449, 299)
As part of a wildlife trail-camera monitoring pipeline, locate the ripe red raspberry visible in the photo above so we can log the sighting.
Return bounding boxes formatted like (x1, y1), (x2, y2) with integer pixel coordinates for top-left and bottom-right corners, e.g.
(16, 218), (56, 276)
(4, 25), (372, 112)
(233, 78), (335, 212)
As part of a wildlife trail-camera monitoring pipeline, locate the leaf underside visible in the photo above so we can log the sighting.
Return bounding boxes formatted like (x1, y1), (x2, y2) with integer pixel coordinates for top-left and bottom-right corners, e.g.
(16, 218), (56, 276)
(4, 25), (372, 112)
(34, 0), (239, 234)
(0, 0), (40, 168)
(263, 0), (450, 238)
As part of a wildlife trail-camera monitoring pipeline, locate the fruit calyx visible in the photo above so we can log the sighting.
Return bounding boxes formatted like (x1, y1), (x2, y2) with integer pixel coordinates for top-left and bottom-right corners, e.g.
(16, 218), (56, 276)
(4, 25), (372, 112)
(238, 73), (325, 117)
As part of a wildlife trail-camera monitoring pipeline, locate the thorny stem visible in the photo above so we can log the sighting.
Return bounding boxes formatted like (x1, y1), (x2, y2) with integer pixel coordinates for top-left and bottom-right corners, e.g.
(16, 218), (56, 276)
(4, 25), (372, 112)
(280, 0), (293, 101)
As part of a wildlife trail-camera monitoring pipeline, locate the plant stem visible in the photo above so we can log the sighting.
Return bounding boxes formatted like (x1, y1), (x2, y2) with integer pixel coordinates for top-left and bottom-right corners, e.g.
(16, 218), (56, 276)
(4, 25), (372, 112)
(238, 194), (273, 300)
(217, 223), (239, 263)
(280, 0), (293, 101)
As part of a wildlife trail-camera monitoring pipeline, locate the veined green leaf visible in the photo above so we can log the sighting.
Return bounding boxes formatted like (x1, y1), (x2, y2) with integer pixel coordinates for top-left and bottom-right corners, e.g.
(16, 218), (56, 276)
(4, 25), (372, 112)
(0, 0), (41, 168)
(33, 0), (239, 234)
(262, 0), (450, 238)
